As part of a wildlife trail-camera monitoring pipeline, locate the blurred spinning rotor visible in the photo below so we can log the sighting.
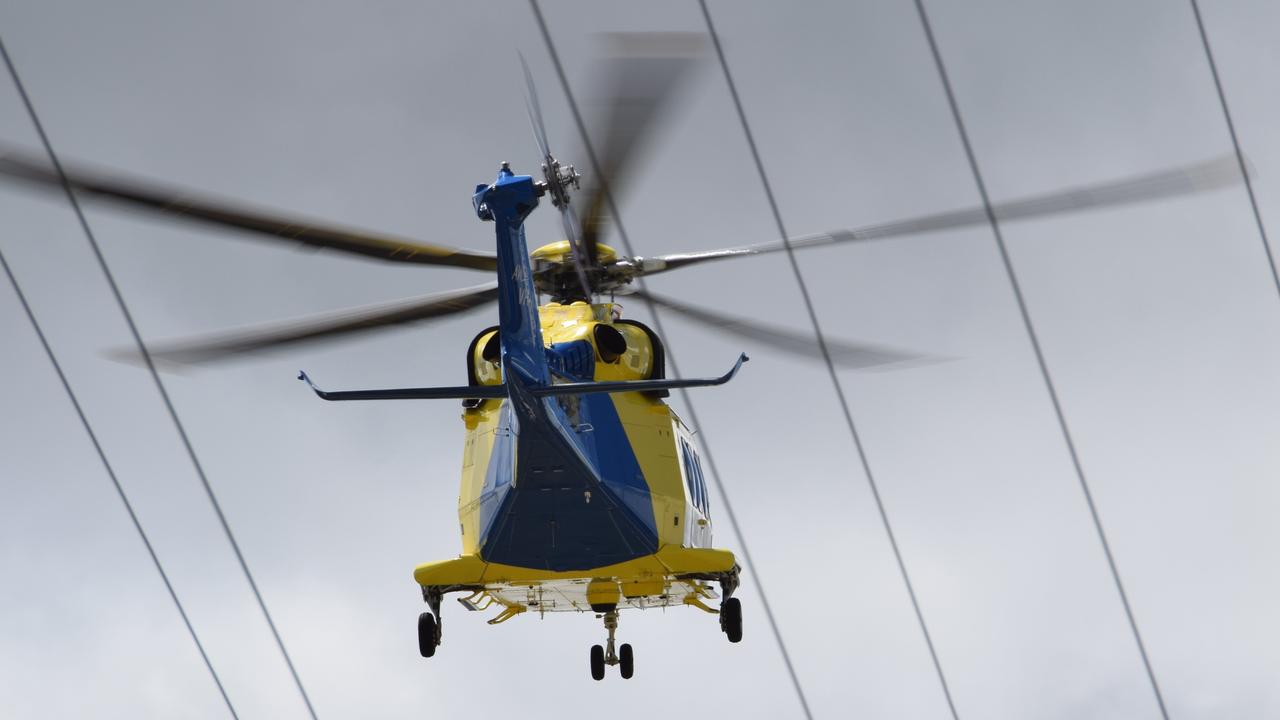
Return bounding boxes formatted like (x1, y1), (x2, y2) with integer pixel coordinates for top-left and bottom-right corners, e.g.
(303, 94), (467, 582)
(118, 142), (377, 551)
(0, 32), (1249, 368)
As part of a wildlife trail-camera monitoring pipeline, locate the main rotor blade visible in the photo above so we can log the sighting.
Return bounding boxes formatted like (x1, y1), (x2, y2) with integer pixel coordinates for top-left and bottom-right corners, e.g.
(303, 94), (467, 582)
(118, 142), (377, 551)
(118, 282), (499, 365)
(0, 146), (498, 271)
(641, 154), (1245, 273)
(520, 52), (553, 163)
(521, 53), (592, 298)
(575, 33), (705, 265)
(632, 289), (925, 370)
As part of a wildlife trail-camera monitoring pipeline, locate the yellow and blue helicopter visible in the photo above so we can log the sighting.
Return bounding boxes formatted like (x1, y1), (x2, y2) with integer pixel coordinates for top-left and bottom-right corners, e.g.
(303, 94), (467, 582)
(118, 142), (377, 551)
(0, 33), (1246, 682)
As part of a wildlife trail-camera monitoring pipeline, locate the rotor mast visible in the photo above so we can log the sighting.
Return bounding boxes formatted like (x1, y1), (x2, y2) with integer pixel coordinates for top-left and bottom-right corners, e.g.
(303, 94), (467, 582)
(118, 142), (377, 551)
(530, 156), (596, 303)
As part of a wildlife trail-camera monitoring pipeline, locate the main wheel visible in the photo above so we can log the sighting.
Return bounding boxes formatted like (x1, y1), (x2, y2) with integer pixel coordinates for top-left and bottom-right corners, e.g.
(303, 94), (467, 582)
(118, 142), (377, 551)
(721, 597), (743, 643)
(590, 644), (606, 681)
(619, 643), (634, 679)
(418, 612), (438, 658)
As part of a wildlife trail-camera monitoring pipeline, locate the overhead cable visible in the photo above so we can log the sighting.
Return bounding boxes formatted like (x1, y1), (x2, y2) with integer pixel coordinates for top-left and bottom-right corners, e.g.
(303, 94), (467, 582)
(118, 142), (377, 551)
(527, 2), (814, 717)
(1187, 0), (1279, 298)
(698, 3), (960, 718)
(0, 248), (240, 720)
(909, 3), (1169, 718)
(0, 51), (238, 717)
(0, 36), (320, 720)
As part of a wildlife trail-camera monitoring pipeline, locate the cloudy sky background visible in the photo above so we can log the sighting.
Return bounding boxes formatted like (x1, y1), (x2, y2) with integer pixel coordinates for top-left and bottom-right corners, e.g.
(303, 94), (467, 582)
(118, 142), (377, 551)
(2, 0), (1279, 717)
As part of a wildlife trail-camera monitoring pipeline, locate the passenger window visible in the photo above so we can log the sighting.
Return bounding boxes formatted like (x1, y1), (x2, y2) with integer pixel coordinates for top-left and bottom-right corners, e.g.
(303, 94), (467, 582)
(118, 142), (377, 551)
(691, 450), (709, 517)
(680, 440), (700, 513)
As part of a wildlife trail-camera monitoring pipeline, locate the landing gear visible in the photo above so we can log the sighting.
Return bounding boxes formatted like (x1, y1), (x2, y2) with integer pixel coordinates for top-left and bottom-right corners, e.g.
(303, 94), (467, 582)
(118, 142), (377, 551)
(590, 644), (605, 681)
(419, 587), (443, 658)
(718, 571), (743, 643)
(720, 597), (743, 643)
(618, 642), (634, 679)
(588, 609), (634, 680)
(418, 612), (438, 658)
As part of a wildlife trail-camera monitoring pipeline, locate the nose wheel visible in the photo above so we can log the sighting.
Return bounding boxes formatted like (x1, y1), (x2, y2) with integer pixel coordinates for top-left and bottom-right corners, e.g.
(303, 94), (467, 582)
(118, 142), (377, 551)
(618, 642), (634, 679)
(589, 609), (634, 680)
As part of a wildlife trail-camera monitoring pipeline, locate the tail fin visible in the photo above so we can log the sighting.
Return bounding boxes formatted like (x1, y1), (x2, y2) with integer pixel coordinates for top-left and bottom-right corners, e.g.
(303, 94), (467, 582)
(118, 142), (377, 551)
(472, 165), (549, 388)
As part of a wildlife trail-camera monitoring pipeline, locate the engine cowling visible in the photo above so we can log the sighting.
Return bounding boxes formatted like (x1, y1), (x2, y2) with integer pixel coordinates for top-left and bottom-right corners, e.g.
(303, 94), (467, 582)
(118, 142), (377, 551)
(466, 316), (664, 386)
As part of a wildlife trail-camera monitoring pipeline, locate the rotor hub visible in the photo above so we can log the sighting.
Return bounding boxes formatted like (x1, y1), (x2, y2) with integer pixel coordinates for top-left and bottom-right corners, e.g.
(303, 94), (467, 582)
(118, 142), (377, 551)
(537, 156), (581, 209)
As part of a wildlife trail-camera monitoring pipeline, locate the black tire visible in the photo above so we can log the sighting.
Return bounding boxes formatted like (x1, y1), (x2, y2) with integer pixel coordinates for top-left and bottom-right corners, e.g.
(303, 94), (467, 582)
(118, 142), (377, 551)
(722, 597), (743, 643)
(418, 612), (437, 658)
(619, 643), (634, 679)
(590, 644), (606, 681)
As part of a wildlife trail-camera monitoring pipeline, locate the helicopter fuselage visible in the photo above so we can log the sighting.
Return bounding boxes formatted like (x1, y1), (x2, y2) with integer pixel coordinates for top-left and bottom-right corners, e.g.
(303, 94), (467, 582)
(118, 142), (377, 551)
(458, 300), (713, 572)
(411, 167), (738, 620)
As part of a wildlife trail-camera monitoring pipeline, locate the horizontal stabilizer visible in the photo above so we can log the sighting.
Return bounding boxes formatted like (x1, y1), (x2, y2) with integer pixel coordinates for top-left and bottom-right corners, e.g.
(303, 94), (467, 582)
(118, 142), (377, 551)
(297, 353), (747, 402)
(297, 371), (505, 401)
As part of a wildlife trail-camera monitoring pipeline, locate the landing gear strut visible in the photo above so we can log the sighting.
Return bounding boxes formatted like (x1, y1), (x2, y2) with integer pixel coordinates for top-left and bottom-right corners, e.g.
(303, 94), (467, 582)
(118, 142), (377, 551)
(589, 609), (634, 680)
(419, 587), (443, 658)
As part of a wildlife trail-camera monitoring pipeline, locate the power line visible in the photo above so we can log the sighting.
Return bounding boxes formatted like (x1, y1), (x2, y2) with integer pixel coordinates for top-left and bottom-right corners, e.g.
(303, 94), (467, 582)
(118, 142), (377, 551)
(0, 154), (237, 720)
(0, 36), (320, 720)
(696, 2), (961, 718)
(1187, 0), (1279, 299)
(908, 3), (1170, 718)
(0, 262), (240, 720)
(526, 3), (813, 717)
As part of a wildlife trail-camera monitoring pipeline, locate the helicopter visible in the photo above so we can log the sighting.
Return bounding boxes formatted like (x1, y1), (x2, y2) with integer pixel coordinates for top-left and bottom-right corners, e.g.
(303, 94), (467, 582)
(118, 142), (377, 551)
(0, 33), (1246, 681)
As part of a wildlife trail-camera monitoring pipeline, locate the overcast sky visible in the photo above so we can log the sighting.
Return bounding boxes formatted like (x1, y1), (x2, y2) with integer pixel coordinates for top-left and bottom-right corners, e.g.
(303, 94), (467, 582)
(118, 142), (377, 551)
(2, 1), (1279, 718)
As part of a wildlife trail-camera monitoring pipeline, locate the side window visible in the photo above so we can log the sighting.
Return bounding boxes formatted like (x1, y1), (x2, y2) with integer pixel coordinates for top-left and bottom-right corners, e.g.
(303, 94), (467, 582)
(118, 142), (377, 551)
(693, 451), (704, 514)
(680, 439), (700, 513)
(680, 438), (710, 518)
(690, 449), (709, 518)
